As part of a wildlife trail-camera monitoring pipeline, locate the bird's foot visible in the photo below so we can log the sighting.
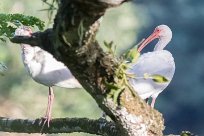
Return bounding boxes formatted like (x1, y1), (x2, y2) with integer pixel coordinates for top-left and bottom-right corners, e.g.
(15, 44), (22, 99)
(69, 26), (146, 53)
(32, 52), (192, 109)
(39, 115), (52, 133)
(41, 115), (52, 127)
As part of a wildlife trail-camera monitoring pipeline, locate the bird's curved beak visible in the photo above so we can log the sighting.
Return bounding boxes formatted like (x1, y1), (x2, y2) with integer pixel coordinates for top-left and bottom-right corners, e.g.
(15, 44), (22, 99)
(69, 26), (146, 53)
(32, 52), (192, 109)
(138, 30), (160, 52)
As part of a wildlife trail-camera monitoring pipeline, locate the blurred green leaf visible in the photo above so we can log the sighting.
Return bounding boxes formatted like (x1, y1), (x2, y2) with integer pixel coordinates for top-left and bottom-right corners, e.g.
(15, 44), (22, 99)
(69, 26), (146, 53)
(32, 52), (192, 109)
(151, 74), (169, 83)
(143, 73), (169, 83)
(104, 41), (113, 49)
(0, 62), (7, 76)
(122, 39), (144, 63)
(181, 131), (196, 136)
(104, 41), (116, 55)
(0, 13), (45, 41)
(124, 47), (140, 63)
(105, 81), (120, 90)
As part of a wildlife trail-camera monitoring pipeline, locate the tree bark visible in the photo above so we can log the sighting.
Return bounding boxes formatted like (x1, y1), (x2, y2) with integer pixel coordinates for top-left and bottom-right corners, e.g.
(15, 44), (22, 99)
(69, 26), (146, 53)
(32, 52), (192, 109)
(10, 0), (165, 135)
(0, 117), (118, 135)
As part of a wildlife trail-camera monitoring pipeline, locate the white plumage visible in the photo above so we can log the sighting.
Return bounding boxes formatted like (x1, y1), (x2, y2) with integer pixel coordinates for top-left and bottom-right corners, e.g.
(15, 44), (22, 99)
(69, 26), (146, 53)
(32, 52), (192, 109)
(21, 44), (81, 88)
(15, 26), (81, 127)
(128, 50), (175, 99)
(128, 25), (175, 107)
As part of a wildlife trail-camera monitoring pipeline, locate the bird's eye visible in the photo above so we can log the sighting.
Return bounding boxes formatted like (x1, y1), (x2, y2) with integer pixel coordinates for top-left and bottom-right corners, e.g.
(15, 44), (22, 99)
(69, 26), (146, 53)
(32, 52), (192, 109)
(154, 28), (161, 33)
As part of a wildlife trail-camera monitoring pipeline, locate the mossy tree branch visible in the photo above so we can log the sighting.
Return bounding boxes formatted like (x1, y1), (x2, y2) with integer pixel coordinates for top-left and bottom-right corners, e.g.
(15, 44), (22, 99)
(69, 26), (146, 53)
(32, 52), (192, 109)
(0, 117), (119, 135)
(10, 0), (164, 135)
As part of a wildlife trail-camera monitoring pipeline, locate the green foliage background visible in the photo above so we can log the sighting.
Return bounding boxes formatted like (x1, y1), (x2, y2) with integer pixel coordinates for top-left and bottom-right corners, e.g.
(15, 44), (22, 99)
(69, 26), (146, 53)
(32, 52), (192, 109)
(0, 13), (44, 42)
(0, 0), (142, 136)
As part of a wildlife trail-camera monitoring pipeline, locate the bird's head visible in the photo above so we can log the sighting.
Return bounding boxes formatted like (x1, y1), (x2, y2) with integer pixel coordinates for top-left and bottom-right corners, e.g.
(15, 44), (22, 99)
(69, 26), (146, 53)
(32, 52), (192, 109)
(14, 26), (32, 36)
(15, 26), (33, 53)
(138, 25), (172, 52)
(154, 25), (172, 40)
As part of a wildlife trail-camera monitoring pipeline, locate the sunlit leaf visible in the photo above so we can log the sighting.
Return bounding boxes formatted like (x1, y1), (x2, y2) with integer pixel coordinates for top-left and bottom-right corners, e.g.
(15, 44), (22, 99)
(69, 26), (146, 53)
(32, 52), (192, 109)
(151, 74), (169, 83)
(143, 73), (169, 83)
(124, 47), (140, 63)
(122, 39), (145, 63)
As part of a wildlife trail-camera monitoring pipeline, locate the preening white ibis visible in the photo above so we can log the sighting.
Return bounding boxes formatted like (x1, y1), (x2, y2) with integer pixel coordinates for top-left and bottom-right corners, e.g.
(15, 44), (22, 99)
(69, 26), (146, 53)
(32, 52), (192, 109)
(14, 26), (82, 127)
(128, 25), (175, 107)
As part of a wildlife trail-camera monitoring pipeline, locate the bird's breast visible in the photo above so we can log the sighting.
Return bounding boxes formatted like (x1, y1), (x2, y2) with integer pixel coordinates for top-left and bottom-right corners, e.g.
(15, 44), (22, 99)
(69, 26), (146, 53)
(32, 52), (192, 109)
(23, 57), (43, 78)
(21, 46), (44, 79)
(127, 50), (175, 99)
(21, 45), (81, 88)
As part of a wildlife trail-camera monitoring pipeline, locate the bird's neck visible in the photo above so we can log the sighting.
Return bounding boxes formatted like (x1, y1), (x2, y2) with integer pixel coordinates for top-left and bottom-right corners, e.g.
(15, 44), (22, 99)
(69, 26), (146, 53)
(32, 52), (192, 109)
(21, 44), (35, 63)
(154, 38), (170, 51)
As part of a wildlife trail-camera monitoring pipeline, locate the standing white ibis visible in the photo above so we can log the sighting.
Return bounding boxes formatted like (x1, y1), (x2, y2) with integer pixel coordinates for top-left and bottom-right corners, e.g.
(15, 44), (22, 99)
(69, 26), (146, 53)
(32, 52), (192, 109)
(128, 25), (175, 107)
(14, 26), (82, 127)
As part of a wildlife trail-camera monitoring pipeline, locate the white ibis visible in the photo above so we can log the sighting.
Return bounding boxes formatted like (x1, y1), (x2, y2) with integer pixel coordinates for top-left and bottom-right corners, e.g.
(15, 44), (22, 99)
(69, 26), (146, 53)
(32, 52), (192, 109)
(127, 25), (175, 107)
(14, 26), (82, 127)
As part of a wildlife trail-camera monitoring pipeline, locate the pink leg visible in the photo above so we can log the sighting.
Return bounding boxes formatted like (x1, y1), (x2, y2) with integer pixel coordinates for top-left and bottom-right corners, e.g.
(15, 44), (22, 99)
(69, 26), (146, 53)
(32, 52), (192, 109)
(42, 87), (54, 127)
(151, 97), (157, 108)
